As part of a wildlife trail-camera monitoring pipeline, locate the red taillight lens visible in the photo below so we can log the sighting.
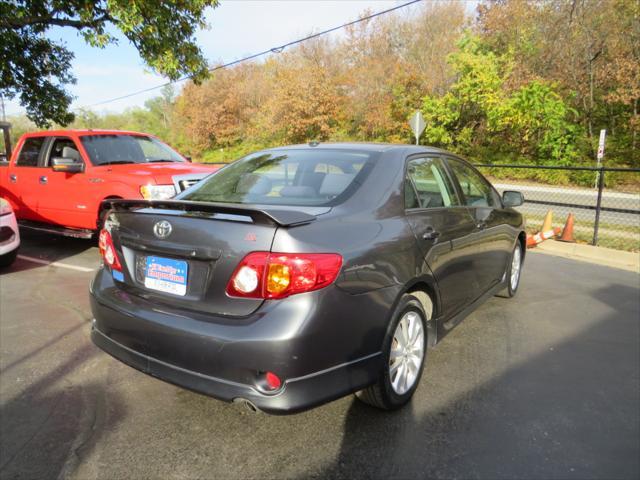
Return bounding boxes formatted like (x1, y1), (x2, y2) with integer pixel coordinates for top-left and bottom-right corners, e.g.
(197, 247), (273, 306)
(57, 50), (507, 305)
(226, 252), (342, 299)
(98, 228), (122, 271)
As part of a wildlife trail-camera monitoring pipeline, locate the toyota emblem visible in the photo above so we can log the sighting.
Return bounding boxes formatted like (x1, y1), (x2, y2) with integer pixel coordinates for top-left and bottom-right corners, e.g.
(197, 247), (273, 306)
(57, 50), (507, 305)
(153, 220), (172, 239)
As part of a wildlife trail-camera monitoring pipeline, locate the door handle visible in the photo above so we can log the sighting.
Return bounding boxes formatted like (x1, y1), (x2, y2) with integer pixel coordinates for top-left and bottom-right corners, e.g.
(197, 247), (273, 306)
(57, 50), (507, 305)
(39, 175), (47, 185)
(9, 174), (17, 183)
(422, 227), (440, 241)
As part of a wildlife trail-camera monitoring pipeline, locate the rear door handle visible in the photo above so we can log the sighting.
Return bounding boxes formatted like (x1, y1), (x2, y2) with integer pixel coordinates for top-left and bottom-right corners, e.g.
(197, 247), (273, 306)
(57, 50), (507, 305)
(39, 175), (47, 185)
(422, 227), (440, 241)
(9, 174), (17, 183)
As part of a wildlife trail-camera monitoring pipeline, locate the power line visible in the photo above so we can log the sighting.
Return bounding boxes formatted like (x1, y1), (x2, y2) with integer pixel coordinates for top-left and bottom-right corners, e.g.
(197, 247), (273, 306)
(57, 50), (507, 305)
(83, 0), (422, 109)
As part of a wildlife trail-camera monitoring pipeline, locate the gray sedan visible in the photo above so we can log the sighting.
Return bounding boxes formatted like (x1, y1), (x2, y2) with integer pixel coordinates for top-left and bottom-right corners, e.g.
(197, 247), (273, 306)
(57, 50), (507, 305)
(90, 143), (525, 414)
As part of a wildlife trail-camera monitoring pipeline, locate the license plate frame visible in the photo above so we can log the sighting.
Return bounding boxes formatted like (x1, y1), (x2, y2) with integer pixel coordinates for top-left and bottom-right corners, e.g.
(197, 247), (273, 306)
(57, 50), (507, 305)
(144, 255), (189, 296)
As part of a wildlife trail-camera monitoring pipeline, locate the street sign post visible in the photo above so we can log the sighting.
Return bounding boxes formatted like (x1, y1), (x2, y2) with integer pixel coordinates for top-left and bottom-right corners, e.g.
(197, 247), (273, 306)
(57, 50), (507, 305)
(597, 129), (606, 163)
(409, 111), (426, 145)
(595, 129), (606, 189)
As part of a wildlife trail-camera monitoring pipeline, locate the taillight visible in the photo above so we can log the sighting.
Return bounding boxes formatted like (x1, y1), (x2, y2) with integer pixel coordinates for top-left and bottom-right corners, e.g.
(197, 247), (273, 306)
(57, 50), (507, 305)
(226, 252), (342, 299)
(98, 228), (122, 271)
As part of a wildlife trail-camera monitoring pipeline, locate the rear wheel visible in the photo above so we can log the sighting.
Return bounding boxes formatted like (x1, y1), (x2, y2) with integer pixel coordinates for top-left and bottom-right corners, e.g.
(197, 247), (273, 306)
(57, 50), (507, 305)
(356, 295), (427, 410)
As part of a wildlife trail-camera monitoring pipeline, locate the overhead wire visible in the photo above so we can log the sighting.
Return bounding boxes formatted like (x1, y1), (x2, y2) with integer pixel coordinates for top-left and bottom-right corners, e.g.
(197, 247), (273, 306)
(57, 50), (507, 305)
(82, 0), (422, 109)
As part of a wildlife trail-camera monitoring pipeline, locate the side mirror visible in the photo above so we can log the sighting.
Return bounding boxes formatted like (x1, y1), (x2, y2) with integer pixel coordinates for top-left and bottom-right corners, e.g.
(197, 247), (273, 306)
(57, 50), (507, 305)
(502, 190), (524, 207)
(52, 157), (84, 173)
(184, 155), (192, 163)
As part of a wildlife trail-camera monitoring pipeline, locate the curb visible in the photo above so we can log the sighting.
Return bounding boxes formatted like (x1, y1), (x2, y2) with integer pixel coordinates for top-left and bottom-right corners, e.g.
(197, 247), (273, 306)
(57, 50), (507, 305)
(530, 240), (640, 273)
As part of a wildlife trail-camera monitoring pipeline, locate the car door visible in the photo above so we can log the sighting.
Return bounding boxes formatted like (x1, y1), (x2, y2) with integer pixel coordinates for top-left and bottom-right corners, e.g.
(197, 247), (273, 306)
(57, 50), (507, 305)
(37, 136), (94, 229)
(404, 155), (481, 317)
(445, 157), (511, 290)
(7, 136), (47, 221)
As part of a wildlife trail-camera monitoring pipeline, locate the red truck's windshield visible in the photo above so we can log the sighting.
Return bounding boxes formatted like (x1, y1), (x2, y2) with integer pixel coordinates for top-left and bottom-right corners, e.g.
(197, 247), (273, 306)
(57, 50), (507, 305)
(80, 134), (185, 166)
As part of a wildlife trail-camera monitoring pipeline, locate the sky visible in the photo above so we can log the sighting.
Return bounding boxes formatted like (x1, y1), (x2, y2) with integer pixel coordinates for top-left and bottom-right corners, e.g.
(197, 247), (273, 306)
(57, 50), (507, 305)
(4, 0), (438, 117)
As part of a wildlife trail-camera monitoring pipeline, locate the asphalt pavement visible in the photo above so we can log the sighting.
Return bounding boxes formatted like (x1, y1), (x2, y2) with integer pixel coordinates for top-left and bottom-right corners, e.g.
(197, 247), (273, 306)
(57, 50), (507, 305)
(1, 231), (639, 479)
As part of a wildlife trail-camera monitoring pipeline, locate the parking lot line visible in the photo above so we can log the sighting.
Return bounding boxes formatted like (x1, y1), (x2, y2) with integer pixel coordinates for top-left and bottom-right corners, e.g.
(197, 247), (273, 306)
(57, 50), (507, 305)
(17, 255), (96, 273)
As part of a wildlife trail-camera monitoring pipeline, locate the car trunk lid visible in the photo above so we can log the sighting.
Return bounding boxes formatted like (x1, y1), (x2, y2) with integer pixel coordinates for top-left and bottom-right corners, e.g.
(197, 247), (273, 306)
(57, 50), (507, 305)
(103, 199), (317, 317)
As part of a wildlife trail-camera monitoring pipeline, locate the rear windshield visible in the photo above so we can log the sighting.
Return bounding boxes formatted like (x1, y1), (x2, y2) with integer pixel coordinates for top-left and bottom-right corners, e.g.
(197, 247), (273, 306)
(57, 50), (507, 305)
(80, 134), (185, 166)
(179, 149), (376, 206)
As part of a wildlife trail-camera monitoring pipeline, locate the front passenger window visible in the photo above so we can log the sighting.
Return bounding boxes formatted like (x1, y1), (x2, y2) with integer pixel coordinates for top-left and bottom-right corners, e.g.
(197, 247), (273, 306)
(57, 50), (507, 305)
(405, 157), (459, 209)
(448, 159), (496, 207)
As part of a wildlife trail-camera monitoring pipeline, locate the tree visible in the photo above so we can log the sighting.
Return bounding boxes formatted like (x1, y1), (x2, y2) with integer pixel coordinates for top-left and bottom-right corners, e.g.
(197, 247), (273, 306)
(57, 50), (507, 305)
(422, 35), (579, 166)
(0, 0), (218, 127)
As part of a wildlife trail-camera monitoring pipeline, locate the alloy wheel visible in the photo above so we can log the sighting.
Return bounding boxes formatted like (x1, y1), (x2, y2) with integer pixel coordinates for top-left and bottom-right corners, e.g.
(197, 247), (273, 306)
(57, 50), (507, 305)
(389, 311), (425, 395)
(510, 246), (521, 291)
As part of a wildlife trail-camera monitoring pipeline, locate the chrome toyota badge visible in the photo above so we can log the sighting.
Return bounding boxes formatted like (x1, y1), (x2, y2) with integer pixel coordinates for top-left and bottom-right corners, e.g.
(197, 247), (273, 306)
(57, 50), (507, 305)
(153, 220), (172, 239)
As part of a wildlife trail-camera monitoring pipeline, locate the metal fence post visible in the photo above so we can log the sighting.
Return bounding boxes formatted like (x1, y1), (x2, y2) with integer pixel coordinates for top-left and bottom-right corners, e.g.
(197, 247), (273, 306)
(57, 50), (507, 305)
(592, 167), (605, 246)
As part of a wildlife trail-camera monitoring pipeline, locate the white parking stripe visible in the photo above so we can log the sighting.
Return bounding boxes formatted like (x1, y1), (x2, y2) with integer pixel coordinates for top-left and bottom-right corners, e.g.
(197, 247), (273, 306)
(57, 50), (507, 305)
(17, 255), (95, 273)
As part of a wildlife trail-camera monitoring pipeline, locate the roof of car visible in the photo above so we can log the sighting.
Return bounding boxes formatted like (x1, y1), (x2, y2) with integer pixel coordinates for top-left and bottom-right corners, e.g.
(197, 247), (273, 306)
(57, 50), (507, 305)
(24, 129), (151, 137)
(262, 142), (452, 155)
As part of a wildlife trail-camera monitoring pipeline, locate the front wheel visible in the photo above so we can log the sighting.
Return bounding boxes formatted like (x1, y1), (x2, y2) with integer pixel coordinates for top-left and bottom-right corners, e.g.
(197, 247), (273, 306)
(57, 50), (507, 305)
(356, 295), (427, 410)
(504, 243), (523, 297)
(0, 248), (18, 268)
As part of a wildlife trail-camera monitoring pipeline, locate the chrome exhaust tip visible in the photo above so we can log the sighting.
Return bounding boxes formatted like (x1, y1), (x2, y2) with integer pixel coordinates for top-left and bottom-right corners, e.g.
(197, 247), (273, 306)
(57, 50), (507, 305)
(233, 398), (261, 414)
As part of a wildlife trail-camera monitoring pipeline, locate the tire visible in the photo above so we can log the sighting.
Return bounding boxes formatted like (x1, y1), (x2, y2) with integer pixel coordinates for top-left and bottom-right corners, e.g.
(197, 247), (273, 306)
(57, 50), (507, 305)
(356, 294), (428, 410)
(97, 207), (109, 231)
(0, 248), (18, 268)
(503, 242), (523, 298)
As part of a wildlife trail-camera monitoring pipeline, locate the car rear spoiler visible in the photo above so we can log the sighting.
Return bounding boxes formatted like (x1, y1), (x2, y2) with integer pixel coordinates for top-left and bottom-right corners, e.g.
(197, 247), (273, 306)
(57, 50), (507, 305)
(102, 199), (317, 227)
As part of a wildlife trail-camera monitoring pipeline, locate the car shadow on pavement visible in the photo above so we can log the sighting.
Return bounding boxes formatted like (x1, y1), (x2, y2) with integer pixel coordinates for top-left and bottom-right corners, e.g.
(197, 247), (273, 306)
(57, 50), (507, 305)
(0, 343), (126, 479)
(304, 283), (640, 480)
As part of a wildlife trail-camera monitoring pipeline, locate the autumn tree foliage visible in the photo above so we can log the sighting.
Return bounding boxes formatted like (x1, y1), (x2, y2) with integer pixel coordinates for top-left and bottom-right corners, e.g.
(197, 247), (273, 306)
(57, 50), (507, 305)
(12, 0), (638, 172)
(175, 2), (466, 156)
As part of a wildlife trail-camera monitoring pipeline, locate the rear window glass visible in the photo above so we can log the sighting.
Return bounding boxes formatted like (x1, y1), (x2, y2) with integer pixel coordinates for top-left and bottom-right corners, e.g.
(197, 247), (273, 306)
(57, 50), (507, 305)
(180, 149), (376, 206)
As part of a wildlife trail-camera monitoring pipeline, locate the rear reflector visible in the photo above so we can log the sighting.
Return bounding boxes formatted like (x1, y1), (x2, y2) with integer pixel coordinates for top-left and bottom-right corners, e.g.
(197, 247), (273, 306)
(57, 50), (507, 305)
(265, 372), (281, 390)
(226, 252), (342, 299)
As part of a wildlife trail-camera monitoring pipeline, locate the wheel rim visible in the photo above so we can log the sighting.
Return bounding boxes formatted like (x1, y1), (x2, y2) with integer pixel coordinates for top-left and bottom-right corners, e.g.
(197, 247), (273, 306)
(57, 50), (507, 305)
(389, 311), (425, 395)
(510, 246), (521, 290)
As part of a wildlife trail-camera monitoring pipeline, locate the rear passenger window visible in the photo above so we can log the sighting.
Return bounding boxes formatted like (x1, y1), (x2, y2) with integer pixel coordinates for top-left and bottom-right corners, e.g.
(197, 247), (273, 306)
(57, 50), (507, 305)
(406, 157), (459, 209)
(16, 137), (45, 167)
(448, 159), (496, 207)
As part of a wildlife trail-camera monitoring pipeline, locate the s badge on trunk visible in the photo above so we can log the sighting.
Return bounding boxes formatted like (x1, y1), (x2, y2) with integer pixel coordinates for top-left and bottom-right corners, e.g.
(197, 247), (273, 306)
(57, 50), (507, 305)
(153, 220), (172, 239)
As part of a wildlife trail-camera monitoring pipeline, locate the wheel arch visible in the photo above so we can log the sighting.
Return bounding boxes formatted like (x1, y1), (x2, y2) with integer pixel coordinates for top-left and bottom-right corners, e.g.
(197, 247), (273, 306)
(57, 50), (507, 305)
(97, 195), (123, 229)
(403, 277), (439, 348)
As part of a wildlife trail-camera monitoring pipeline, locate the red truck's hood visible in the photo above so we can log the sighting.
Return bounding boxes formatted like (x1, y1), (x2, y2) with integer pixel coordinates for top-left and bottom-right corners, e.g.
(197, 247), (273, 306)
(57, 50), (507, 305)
(96, 162), (221, 185)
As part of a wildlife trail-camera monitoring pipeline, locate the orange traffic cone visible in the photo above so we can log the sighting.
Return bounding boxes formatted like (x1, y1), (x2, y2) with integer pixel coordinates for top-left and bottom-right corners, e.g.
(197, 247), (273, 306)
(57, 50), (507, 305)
(527, 228), (561, 248)
(558, 213), (576, 243)
(541, 210), (553, 232)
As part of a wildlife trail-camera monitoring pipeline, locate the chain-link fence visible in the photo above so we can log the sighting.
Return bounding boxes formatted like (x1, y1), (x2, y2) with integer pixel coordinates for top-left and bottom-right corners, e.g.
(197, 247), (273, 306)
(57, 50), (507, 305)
(474, 164), (640, 252)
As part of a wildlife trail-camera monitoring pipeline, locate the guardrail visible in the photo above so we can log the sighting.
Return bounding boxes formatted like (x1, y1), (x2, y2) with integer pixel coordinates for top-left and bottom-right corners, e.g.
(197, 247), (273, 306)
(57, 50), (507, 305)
(473, 164), (640, 249)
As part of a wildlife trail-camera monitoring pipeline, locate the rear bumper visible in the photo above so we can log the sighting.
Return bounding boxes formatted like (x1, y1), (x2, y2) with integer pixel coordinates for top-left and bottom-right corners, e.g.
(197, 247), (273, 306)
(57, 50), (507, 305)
(0, 212), (20, 255)
(90, 267), (398, 414)
(92, 322), (380, 414)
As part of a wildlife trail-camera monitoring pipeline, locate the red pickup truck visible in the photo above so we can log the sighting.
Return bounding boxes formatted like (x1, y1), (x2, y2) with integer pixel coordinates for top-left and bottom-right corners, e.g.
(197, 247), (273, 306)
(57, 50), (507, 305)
(0, 125), (221, 238)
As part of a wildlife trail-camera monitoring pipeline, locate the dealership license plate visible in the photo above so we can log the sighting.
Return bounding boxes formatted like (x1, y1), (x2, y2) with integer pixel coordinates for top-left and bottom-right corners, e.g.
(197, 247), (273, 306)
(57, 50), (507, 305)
(144, 256), (188, 296)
